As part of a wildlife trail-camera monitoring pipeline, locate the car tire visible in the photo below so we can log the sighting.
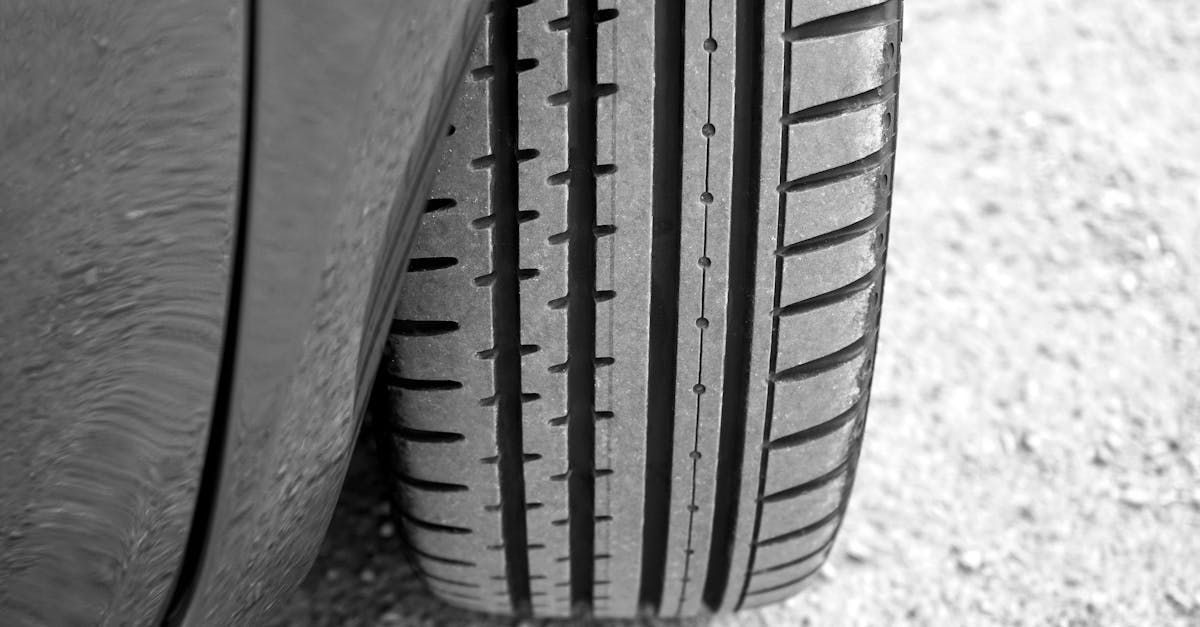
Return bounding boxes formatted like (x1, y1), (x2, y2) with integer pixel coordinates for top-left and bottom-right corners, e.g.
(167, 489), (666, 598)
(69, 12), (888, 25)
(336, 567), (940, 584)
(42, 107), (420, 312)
(373, 0), (901, 618)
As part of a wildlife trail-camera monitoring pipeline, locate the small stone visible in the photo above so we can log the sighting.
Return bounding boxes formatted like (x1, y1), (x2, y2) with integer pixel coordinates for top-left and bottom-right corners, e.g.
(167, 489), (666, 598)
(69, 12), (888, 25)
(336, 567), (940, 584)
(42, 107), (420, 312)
(360, 568), (377, 583)
(379, 521), (395, 539)
(818, 562), (838, 581)
(82, 268), (99, 287)
(1118, 271), (1139, 294)
(957, 549), (984, 573)
(1165, 590), (1193, 614)
(1119, 488), (1153, 509)
(844, 540), (871, 564)
(1017, 430), (1040, 454)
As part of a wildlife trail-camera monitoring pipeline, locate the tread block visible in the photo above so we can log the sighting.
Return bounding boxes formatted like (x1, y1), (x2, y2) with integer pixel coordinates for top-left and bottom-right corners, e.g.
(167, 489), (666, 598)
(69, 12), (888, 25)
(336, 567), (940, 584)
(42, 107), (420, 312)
(775, 282), (875, 368)
(394, 269), (493, 320)
(779, 226), (884, 304)
(789, 22), (900, 112)
(743, 549), (826, 605)
(762, 416), (858, 496)
(390, 334), (476, 379)
(786, 100), (895, 182)
(770, 353), (867, 438)
(757, 470), (848, 541)
(750, 515), (840, 573)
(783, 164), (889, 243)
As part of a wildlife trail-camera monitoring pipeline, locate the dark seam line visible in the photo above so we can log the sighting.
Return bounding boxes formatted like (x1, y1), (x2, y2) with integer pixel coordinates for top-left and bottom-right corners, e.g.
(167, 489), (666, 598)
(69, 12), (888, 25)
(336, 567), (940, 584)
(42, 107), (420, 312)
(159, 2), (257, 624)
(638, 0), (684, 614)
(676, 0), (718, 611)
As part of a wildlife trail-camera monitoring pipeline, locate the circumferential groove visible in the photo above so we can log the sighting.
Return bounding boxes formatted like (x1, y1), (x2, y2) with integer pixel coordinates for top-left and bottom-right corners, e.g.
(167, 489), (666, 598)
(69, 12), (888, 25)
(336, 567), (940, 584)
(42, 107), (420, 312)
(639, 0), (684, 613)
(485, 1), (533, 615)
(705, 0), (765, 611)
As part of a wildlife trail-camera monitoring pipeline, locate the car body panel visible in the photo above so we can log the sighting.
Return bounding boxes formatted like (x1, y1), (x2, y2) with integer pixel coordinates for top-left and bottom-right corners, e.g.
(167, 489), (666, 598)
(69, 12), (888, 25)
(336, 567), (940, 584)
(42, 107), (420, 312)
(171, 2), (484, 624)
(0, 1), (241, 624)
(0, 1), (484, 625)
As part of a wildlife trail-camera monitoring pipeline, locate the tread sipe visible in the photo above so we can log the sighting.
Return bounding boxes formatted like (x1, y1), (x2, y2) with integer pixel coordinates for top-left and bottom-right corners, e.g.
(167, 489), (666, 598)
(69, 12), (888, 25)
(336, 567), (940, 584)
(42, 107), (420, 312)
(374, 0), (901, 618)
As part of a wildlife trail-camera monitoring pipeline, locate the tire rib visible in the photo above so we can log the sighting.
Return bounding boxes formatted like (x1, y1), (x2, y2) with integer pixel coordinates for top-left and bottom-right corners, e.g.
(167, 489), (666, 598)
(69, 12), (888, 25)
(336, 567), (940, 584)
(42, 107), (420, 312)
(487, 2), (533, 614)
(704, 0), (764, 611)
(564, 0), (600, 612)
(639, 0), (684, 614)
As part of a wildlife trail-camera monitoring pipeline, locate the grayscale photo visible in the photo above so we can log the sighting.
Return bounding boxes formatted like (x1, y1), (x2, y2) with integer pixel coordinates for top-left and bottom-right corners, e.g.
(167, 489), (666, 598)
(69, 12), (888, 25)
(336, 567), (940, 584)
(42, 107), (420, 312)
(1, 0), (1196, 626)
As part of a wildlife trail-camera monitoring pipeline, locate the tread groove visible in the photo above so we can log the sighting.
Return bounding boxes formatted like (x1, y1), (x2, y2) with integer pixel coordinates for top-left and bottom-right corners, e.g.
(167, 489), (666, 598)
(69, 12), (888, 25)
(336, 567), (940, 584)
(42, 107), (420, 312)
(737, 0), (794, 608)
(782, 0), (899, 41)
(395, 472), (470, 493)
(781, 75), (898, 125)
(639, 0), (684, 613)
(777, 144), (893, 194)
(773, 266), (880, 318)
(390, 319), (460, 337)
(486, 2), (533, 614)
(389, 425), (467, 444)
(388, 376), (466, 391)
(775, 208), (888, 257)
(769, 335), (866, 383)
(562, 0), (600, 614)
(705, 0), (765, 612)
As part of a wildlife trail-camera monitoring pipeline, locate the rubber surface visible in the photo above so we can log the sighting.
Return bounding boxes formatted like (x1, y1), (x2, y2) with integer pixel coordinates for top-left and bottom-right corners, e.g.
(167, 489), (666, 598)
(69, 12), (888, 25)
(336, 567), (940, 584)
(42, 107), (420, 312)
(374, 0), (901, 618)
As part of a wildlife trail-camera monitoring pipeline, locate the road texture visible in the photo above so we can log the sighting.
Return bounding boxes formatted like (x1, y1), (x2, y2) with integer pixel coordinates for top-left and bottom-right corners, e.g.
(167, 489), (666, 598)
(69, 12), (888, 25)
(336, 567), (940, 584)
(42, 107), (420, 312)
(271, 0), (1200, 624)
